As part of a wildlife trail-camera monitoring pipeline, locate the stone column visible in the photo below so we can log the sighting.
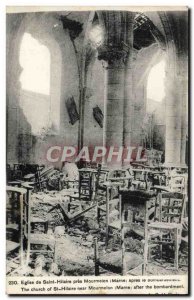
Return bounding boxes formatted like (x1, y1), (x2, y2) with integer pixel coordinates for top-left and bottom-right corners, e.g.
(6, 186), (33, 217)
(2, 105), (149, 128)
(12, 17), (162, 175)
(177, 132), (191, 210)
(96, 11), (134, 167)
(6, 14), (24, 164)
(165, 54), (188, 167)
(123, 15), (134, 149)
(165, 72), (183, 166)
(164, 12), (188, 167)
(180, 63), (188, 166)
(99, 56), (126, 167)
(103, 59), (125, 149)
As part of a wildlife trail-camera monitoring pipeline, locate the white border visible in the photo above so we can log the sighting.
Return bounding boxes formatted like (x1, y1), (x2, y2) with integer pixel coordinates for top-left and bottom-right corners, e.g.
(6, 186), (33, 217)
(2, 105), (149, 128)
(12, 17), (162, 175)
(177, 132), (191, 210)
(1, 1), (193, 299)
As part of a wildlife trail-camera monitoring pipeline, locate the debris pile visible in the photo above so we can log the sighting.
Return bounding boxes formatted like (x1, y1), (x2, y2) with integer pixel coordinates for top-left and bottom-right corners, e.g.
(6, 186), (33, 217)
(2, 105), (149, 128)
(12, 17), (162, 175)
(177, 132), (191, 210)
(6, 164), (188, 277)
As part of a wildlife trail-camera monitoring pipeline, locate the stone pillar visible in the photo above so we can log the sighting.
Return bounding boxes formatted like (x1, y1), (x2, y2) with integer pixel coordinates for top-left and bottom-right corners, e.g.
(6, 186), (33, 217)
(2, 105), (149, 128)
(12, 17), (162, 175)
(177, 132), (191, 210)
(180, 63), (188, 166)
(6, 14), (24, 164)
(165, 53), (188, 167)
(131, 82), (146, 146)
(165, 72), (183, 166)
(99, 56), (126, 167)
(164, 12), (188, 167)
(103, 59), (125, 148)
(96, 11), (134, 167)
(123, 15), (134, 149)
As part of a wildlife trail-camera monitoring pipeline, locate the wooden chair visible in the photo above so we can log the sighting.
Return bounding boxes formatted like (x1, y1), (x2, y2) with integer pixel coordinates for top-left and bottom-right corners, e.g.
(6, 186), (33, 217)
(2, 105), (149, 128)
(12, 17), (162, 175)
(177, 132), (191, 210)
(28, 234), (55, 265)
(170, 174), (188, 219)
(6, 186), (27, 271)
(148, 171), (167, 187)
(94, 166), (109, 203)
(13, 164), (23, 180)
(23, 164), (46, 191)
(107, 169), (131, 189)
(131, 168), (149, 190)
(6, 184), (52, 273)
(94, 189), (155, 276)
(79, 168), (97, 202)
(145, 192), (186, 273)
(161, 172), (188, 218)
(19, 183), (55, 267)
(97, 184), (121, 246)
(20, 182), (34, 266)
(169, 174), (188, 194)
(119, 190), (155, 275)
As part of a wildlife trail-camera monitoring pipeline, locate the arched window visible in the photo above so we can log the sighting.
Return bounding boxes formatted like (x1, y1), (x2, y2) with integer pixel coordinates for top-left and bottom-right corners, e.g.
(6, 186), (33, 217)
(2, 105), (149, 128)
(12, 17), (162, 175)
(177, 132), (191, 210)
(147, 59), (166, 104)
(144, 59), (166, 150)
(19, 32), (50, 95)
(19, 33), (51, 135)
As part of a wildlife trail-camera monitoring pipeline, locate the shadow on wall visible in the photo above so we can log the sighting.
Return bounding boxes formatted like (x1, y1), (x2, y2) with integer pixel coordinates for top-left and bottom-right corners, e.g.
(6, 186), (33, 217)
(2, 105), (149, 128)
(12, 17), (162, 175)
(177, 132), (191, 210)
(7, 98), (33, 164)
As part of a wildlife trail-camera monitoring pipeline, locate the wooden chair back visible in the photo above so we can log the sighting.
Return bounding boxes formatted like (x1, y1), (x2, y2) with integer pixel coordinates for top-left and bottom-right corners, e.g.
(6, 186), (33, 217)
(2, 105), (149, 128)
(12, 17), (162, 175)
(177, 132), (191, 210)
(158, 192), (185, 224)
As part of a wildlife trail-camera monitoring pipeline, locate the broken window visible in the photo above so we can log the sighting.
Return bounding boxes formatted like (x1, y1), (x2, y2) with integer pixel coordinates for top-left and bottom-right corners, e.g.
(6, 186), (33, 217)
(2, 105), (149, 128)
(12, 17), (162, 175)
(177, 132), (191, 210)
(19, 33), (51, 135)
(19, 33), (50, 95)
(147, 59), (166, 104)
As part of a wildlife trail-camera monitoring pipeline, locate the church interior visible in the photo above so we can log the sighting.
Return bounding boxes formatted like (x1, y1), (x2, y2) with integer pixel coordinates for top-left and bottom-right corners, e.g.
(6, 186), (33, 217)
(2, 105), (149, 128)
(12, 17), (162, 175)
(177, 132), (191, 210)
(6, 9), (188, 277)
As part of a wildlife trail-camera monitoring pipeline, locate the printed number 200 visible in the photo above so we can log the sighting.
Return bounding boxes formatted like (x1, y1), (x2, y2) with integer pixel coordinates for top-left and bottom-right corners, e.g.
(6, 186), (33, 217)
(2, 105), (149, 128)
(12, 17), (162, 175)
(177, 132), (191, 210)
(8, 281), (17, 285)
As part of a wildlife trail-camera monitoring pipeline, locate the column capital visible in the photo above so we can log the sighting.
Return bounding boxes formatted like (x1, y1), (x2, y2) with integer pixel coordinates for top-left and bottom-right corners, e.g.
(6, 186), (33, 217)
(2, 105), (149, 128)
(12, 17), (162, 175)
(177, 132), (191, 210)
(96, 11), (135, 66)
(98, 45), (128, 67)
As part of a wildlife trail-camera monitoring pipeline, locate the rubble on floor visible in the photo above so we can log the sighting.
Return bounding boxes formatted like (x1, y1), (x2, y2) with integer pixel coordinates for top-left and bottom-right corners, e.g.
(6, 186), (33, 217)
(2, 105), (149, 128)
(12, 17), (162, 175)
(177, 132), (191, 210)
(7, 186), (188, 277)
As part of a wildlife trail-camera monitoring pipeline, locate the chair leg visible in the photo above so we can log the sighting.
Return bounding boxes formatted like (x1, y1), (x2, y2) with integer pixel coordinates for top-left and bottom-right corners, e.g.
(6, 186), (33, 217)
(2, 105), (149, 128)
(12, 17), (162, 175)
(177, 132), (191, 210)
(105, 187), (110, 247)
(94, 237), (99, 276)
(143, 203), (149, 275)
(26, 238), (30, 266)
(159, 231), (163, 260)
(143, 237), (148, 275)
(174, 228), (179, 270)
(97, 207), (100, 224)
(143, 228), (149, 275)
(148, 245), (151, 261)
